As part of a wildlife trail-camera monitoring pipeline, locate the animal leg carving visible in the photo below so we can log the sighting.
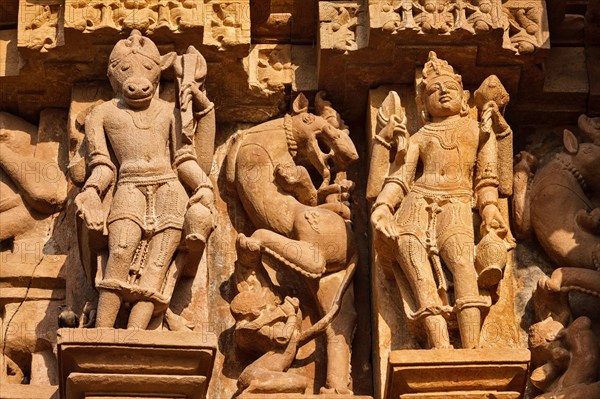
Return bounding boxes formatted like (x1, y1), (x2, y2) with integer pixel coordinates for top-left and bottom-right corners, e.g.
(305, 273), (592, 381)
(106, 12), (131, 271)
(238, 230), (327, 278)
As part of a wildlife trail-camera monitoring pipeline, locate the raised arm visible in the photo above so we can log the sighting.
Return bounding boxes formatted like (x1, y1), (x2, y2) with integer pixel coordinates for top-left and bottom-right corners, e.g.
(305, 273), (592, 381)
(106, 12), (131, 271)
(475, 125), (506, 235)
(171, 111), (214, 210)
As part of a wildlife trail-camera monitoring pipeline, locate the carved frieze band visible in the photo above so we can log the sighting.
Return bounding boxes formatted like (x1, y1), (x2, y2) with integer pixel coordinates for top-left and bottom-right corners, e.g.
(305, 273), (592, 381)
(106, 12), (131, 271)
(18, 0), (250, 51)
(365, 0), (549, 54)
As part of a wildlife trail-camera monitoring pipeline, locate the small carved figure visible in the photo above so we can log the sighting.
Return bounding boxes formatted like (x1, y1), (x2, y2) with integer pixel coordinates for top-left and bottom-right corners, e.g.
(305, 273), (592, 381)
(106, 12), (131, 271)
(329, 6), (359, 52)
(413, 0), (454, 34)
(370, 52), (512, 349)
(75, 30), (215, 330)
(231, 290), (310, 395)
(210, 3), (241, 47)
(88, 0), (120, 30)
(529, 316), (600, 398)
(115, 0), (157, 32)
(227, 92), (359, 393)
(66, 0), (98, 31)
(23, 4), (58, 52)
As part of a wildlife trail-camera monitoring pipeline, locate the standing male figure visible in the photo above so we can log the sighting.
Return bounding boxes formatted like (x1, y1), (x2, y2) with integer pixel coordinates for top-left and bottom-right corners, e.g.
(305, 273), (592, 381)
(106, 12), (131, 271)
(75, 30), (214, 330)
(371, 52), (508, 349)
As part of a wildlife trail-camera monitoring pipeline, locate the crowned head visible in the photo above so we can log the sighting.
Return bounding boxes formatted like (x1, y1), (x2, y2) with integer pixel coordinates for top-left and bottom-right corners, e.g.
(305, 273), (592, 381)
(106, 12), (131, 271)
(418, 51), (469, 121)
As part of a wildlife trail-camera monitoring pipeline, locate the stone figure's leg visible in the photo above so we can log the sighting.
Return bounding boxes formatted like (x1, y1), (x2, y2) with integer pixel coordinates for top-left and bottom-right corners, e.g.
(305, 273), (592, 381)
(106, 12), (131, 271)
(314, 271), (357, 394)
(238, 230), (327, 277)
(128, 227), (180, 329)
(440, 234), (481, 349)
(395, 234), (450, 349)
(96, 219), (142, 328)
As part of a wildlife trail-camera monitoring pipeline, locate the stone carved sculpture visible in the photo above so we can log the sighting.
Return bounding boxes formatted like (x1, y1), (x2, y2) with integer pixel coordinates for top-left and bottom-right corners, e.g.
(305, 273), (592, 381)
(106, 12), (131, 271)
(370, 0), (545, 54)
(230, 289), (310, 394)
(226, 92), (359, 394)
(64, 0), (203, 33)
(369, 52), (514, 349)
(528, 269), (600, 398)
(0, 112), (68, 247)
(0, 111), (69, 385)
(18, 0), (63, 52)
(513, 117), (600, 269)
(515, 115), (600, 398)
(74, 30), (215, 330)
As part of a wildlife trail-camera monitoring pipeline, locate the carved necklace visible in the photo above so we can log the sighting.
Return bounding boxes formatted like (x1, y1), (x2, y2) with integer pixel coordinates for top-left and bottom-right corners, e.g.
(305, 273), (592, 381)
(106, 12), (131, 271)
(421, 117), (468, 150)
(120, 100), (157, 130)
(284, 114), (298, 158)
(556, 154), (589, 194)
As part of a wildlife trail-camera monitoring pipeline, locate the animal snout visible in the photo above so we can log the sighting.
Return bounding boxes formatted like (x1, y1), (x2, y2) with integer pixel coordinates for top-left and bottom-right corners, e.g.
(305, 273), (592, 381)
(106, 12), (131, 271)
(123, 78), (153, 99)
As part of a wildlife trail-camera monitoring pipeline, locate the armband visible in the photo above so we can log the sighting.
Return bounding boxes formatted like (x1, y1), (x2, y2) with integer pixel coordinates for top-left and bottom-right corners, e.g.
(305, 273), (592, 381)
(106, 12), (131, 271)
(372, 201), (395, 214)
(374, 135), (392, 150)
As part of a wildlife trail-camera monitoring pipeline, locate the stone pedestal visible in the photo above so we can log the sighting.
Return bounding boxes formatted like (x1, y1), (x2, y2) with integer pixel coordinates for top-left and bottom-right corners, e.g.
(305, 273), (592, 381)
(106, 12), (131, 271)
(239, 395), (373, 399)
(385, 349), (530, 399)
(57, 328), (217, 399)
(0, 385), (58, 399)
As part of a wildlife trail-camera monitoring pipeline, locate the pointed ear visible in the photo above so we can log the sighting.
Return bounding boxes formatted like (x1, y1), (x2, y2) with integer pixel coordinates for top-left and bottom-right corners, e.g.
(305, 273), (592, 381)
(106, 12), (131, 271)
(563, 129), (579, 154)
(160, 52), (177, 71)
(292, 93), (309, 115)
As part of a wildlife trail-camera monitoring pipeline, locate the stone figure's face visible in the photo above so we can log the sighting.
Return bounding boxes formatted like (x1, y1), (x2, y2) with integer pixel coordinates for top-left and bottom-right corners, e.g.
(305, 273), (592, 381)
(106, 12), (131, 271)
(108, 54), (161, 109)
(423, 75), (463, 118)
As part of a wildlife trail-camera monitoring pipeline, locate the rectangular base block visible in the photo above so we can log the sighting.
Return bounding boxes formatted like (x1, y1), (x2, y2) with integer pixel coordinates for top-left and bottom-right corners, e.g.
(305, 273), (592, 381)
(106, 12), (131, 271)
(57, 328), (216, 399)
(386, 349), (530, 399)
(240, 395), (373, 399)
(0, 385), (58, 399)
(400, 391), (520, 398)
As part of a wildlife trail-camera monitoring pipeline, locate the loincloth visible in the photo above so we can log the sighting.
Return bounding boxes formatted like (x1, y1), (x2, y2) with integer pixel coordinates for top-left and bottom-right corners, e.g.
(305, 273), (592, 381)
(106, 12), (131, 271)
(107, 173), (188, 234)
(394, 186), (475, 249)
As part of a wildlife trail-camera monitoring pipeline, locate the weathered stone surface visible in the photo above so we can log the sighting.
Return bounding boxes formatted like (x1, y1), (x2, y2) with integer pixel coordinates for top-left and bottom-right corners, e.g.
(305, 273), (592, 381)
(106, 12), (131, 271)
(386, 349), (530, 398)
(1, 1), (600, 398)
(57, 328), (216, 399)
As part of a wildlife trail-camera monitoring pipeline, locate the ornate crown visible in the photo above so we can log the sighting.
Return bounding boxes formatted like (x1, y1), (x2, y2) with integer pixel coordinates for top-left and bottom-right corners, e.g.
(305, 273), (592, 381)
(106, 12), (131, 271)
(421, 51), (462, 85)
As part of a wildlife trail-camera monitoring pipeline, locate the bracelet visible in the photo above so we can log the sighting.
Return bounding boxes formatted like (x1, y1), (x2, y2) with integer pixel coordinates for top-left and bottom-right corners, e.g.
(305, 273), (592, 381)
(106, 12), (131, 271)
(479, 199), (498, 211)
(374, 135), (392, 150)
(194, 102), (215, 119)
(193, 183), (214, 195)
(372, 201), (395, 214)
(82, 184), (101, 196)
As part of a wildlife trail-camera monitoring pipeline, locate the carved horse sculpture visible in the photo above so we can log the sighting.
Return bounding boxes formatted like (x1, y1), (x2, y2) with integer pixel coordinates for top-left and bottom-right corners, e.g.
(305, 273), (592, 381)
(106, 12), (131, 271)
(226, 92), (359, 394)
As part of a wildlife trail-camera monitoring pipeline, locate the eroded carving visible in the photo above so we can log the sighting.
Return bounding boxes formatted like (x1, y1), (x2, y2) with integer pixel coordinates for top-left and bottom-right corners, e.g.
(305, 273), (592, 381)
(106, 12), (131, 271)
(320, 2), (368, 53)
(64, 0), (202, 33)
(227, 92), (359, 394)
(369, 0), (548, 54)
(0, 110), (68, 385)
(516, 115), (600, 398)
(74, 30), (215, 330)
(204, 1), (251, 49)
(369, 52), (514, 349)
(18, 0), (64, 52)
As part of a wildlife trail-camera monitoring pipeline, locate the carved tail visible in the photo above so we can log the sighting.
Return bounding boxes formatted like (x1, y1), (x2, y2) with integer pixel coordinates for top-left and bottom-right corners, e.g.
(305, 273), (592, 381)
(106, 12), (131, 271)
(297, 254), (357, 346)
(512, 151), (538, 239)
